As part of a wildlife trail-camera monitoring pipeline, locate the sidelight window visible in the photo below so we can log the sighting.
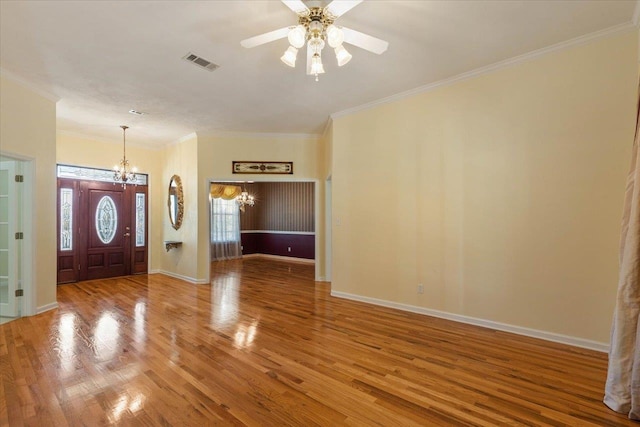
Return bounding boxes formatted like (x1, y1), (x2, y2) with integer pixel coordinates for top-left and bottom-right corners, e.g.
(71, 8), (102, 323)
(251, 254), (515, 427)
(135, 193), (145, 247)
(60, 188), (73, 251)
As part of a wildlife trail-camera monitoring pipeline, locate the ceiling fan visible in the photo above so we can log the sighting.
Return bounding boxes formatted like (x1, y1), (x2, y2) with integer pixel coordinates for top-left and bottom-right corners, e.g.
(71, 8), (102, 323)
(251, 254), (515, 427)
(240, 0), (389, 81)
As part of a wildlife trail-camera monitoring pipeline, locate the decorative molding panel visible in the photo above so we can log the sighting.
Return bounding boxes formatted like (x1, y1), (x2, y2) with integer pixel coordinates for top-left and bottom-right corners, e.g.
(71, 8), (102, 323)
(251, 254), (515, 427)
(233, 161), (293, 175)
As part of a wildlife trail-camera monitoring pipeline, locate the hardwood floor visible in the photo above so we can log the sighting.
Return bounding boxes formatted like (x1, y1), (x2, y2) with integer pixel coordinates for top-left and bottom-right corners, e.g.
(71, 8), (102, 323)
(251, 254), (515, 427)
(0, 258), (633, 426)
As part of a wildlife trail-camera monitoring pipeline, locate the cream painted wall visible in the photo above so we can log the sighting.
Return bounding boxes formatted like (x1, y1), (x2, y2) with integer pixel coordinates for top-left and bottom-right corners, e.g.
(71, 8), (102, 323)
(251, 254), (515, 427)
(197, 134), (323, 281)
(56, 133), (164, 272)
(0, 76), (57, 310)
(160, 135), (201, 281)
(331, 31), (637, 344)
(316, 119), (333, 282)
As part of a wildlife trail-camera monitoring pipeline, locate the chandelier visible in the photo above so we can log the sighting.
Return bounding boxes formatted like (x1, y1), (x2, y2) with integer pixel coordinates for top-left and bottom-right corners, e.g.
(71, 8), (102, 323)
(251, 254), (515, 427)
(236, 187), (255, 212)
(280, 7), (350, 81)
(113, 125), (137, 187)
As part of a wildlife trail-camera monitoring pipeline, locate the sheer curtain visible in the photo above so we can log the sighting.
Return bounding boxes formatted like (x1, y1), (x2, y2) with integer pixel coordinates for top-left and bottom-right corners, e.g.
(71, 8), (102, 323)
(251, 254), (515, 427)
(210, 189), (242, 261)
(604, 88), (640, 421)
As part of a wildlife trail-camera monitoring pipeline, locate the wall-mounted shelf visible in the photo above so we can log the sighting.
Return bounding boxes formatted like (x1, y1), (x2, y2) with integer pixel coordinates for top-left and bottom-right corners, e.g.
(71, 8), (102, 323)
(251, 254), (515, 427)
(164, 241), (182, 252)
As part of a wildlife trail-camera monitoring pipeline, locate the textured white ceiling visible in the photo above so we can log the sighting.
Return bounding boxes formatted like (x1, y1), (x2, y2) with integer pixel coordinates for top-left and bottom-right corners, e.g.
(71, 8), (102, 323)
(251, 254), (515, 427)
(0, 1), (637, 147)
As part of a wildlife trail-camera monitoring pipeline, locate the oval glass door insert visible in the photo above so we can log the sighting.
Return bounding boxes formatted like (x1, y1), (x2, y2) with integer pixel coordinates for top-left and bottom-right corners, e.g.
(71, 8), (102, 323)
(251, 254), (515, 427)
(95, 195), (117, 244)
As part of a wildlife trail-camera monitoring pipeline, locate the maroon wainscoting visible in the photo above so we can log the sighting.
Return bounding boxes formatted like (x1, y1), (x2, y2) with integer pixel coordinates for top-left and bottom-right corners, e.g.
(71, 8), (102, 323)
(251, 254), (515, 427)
(240, 232), (260, 255)
(241, 232), (315, 260)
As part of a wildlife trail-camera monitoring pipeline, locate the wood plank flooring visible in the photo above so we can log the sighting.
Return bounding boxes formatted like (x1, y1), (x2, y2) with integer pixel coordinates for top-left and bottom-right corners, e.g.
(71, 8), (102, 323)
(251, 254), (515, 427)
(0, 257), (634, 426)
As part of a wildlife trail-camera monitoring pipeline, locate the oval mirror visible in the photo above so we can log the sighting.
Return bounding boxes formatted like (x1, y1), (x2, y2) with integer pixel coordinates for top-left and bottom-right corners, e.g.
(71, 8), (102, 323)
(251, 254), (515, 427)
(168, 175), (184, 230)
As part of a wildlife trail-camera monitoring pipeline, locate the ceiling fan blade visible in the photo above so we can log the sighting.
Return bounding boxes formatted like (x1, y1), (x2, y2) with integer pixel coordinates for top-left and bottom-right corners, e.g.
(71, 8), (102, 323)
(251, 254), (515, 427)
(325, 0), (363, 18)
(341, 27), (388, 54)
(240, 27), (290, 48)
(281, 0), (310, 15)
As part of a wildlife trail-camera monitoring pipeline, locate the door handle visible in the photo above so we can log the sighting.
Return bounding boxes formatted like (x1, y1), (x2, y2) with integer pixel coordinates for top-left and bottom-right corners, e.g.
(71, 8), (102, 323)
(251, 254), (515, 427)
(124, 233), (131, 237)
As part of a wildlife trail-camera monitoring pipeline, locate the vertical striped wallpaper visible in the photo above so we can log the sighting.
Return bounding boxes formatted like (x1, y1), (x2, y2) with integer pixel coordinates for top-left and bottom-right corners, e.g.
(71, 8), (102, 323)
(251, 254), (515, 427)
(238, 182), (314, 232)
(240, 183), (259, 230)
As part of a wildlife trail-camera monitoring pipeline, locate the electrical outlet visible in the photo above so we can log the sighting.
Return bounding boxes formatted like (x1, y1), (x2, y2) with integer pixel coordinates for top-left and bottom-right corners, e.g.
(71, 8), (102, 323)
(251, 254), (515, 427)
(417, 284), (424, 294)
(287, 246), (291, 252)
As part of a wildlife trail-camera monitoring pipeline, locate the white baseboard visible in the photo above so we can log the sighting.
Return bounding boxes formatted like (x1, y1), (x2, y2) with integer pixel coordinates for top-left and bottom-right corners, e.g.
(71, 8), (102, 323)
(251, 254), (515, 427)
(243, 253), (315, 264)
(331, 291), (608, 353)
(37, 302), (59, 314)
(148, 269), (161, 274)
(154, 270), (209, 284)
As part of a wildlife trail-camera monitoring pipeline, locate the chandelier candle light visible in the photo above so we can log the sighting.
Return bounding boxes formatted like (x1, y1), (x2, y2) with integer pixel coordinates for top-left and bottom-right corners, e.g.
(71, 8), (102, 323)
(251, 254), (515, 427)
(113, 125), (137, 187)
(236, 187), (255, 212)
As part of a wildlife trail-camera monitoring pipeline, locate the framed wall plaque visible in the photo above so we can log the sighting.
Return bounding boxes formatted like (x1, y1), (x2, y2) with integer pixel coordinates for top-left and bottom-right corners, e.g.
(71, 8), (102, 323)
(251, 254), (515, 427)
(232, 161), (293, 174)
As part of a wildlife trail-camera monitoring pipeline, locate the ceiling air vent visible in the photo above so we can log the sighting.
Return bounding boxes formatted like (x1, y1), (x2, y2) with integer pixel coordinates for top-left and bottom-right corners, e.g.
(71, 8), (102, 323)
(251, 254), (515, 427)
(182, 52), (219, 72)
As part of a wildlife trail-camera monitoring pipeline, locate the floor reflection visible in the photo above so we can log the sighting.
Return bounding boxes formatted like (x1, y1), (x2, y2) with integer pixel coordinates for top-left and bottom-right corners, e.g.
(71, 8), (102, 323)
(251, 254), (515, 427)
(210, 274), (239, 327)
(58, 312), (77, 376)
(134, 301), (146, 346)
(93, 311), (120, 362)
(110, 390), (146, 424)
(234, 320), (259, 348)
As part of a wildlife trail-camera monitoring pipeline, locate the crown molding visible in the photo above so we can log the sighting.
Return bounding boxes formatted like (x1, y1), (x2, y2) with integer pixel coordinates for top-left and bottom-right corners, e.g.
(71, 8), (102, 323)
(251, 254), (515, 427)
(320, 117), (333, 140)
(0, 68), (59, 102)
(56, 129), (162, 151)
(166, 132), (198, 147)
(331, 22), (636, 121)
(198, 130), (320, 140)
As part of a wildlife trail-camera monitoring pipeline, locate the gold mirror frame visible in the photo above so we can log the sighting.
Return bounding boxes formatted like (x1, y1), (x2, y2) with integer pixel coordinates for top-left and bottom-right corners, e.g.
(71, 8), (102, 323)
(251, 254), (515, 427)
(168, 175), (184, 230)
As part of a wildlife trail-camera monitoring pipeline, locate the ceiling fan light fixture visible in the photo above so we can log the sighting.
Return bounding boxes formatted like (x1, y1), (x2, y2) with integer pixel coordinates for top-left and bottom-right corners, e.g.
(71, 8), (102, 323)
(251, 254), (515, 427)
(310, 53), (325, 75)
(281, 45), (298, 67)
(309, 20), (323, 36)
(287, 25), (306, 48)
(308, 37), (325, 54)
(326, 24), (344, 48)
(334, 44), (352, 66)
(239, 1), (389, 80)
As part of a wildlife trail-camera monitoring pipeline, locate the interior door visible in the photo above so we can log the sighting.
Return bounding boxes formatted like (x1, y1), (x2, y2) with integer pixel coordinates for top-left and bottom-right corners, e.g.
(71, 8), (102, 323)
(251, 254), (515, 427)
(0, 161), (18, 317)
(80, 181), (131, 281)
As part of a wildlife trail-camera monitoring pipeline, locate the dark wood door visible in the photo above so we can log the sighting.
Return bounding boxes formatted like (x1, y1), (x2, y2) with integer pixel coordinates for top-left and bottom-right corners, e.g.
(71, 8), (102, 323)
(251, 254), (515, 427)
(81, 181), (130, 280)
(57, 177), (148, 283)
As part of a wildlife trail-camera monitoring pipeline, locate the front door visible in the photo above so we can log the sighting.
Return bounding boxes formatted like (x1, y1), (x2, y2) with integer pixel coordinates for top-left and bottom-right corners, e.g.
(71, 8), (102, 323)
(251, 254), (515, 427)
(83, 181), (130, 280)
(57, 175), (148, 283)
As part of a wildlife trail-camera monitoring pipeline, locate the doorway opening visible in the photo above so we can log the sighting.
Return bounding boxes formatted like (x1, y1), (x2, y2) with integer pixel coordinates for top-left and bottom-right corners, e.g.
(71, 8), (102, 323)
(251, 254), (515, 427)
(208, 180), (317, 280)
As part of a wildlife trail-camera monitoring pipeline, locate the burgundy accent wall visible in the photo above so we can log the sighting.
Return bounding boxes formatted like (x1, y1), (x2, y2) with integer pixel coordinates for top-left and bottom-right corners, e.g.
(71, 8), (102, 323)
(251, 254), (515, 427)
(241, 233), (315, 260)
(240, 232), (259, 254)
